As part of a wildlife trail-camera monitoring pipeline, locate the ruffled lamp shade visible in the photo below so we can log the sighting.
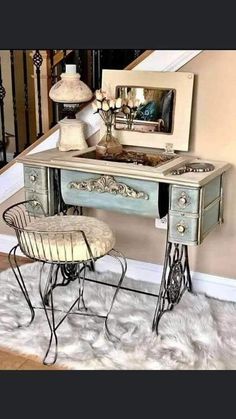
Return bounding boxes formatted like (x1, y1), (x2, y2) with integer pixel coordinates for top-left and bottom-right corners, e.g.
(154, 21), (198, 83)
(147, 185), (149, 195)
(49, 64), (93, 151)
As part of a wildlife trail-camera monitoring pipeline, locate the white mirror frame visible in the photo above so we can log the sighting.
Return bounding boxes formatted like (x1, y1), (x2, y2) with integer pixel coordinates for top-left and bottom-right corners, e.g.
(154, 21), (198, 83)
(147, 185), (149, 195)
(101, 70), (194, 152)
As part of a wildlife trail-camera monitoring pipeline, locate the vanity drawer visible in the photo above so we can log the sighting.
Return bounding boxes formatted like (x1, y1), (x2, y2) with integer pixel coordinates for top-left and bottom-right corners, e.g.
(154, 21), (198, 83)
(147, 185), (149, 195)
(24, 165), (48, 191)
(60, 170), (167, 218)
(170, 186), (200, 214)
(168, 212), (199, 245)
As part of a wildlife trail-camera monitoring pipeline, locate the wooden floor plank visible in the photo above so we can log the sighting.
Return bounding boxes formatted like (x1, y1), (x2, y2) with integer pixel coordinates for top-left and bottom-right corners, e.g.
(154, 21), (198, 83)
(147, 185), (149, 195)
(0, 252), (67, 370)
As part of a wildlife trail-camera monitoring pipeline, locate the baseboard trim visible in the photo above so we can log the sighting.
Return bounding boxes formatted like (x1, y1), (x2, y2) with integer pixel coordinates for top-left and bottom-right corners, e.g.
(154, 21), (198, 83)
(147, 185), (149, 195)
(0, 233), (235, 303)
(0, 234), (24, 257)
(96, 255), (236, 303)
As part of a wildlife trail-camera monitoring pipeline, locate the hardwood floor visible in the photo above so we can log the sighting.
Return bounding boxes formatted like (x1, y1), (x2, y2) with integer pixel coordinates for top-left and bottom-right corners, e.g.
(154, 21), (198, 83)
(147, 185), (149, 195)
(0, 252), (66, 370)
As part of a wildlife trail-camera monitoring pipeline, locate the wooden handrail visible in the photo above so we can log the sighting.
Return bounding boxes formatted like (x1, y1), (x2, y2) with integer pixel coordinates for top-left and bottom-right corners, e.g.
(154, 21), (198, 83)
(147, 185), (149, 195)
(52, 50), (73, 67)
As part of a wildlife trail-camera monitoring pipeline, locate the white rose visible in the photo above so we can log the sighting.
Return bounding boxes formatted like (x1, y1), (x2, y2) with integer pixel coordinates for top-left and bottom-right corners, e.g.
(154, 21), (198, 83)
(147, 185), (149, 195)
(95, 90), (104, 101)
(128, 99), (134, 108)
(115, 98), (122, 108)
(109, 99), (115, 108)
(102, 101), (110, 111)
(123, 106), (130, 114)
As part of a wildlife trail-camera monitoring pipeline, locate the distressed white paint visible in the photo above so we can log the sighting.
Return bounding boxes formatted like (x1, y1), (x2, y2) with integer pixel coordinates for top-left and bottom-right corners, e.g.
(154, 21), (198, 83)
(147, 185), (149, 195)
(28, 129), (60, 155)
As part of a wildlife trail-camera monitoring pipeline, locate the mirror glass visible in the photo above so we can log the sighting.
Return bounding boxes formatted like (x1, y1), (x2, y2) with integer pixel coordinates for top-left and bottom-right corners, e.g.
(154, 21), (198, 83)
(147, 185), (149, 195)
(115, 86), (175, 134)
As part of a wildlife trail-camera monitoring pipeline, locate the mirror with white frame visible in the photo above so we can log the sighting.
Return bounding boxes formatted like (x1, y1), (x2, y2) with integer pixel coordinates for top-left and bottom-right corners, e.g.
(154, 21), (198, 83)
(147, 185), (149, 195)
(115, 86), (175, 134)
(101, 70), (194, 151)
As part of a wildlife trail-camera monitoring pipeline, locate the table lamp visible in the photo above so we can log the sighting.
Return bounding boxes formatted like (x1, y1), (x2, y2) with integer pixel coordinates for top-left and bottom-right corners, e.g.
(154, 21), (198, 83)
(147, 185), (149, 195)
(49, 64), (93, 151)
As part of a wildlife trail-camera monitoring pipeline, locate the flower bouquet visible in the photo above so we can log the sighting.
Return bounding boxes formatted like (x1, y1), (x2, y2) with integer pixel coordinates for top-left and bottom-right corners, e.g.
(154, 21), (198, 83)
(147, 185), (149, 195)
(92, 90), (123, 158)
(122, 98), (140, 130)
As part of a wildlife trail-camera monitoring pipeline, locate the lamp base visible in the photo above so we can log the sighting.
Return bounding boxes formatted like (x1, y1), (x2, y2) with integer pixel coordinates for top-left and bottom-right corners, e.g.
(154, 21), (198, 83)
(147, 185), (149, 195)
(58, 118), (88, 152)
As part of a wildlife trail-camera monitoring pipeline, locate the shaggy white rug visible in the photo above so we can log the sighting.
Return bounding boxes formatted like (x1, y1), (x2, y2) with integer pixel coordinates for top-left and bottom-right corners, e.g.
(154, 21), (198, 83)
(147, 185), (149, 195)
(0, 261), (236, 370)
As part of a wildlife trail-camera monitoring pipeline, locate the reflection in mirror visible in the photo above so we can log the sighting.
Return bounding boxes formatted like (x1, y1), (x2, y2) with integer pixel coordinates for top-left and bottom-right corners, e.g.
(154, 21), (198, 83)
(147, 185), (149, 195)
(115, 86), (175, 134)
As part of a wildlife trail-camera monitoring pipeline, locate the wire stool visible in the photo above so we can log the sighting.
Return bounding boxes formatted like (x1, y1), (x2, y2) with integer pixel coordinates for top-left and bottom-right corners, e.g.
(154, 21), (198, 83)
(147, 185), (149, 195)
(3, 200), (127, 365)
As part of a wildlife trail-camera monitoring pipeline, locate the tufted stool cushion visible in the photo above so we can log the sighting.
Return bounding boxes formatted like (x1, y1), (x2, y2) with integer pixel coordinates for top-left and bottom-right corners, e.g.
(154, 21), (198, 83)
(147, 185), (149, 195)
(19, 215), (116, 262)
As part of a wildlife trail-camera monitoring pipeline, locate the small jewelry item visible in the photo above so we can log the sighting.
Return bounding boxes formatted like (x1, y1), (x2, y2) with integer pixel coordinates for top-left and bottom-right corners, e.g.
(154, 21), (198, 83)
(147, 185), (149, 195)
(171, 162), (215, 175)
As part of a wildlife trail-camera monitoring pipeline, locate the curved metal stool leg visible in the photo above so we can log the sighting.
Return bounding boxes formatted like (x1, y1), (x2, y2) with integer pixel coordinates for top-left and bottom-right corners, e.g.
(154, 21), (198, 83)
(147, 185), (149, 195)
(39, 263), (58, 365)
(77, 263), (88, 312)
(8, 245), (35, 326)
(43, 264), (60, 307)
(104, 249), (127, 341)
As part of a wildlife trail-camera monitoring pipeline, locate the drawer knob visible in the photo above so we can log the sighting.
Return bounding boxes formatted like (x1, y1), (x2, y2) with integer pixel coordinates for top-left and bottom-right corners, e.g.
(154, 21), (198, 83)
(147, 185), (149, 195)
(179, 196), (188, 206)
(176, 223), (185, 233)
(30, 174), (37, 183)
(32, 200), (39, 207)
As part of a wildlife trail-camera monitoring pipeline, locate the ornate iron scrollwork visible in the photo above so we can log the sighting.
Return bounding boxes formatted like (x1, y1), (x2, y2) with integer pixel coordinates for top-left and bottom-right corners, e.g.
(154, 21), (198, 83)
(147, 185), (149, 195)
(0, 84), (6, 101)
(69, 175), (149, 200)
(32, 50), (43, 69)
(167, 261), (183, 304)
(32, 50), (43, 138)
(152, 242), (192, 333)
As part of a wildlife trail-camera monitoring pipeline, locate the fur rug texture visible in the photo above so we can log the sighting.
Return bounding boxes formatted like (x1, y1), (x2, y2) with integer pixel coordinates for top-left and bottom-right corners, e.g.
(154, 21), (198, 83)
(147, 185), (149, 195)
(0, 261), (236, 370)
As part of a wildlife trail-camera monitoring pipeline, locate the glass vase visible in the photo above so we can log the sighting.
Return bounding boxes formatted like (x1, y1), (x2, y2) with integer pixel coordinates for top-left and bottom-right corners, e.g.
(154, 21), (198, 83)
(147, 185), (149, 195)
(96, 122), (123, 159)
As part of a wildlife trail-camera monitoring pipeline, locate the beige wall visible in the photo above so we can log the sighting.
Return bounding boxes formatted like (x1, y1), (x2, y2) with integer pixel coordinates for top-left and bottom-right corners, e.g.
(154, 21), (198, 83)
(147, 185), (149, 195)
(90, 51), (236, 280)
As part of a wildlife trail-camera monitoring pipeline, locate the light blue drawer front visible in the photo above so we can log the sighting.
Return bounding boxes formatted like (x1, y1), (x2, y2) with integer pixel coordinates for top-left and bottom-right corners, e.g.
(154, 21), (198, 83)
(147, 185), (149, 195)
(61, 170), (159, 218)
(168, 213), (199, 244)
(170, 185), (200, 214)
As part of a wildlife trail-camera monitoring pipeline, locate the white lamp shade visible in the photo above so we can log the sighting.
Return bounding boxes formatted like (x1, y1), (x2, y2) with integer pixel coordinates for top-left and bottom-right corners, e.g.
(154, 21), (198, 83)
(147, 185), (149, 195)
(49, 64), (93, 104)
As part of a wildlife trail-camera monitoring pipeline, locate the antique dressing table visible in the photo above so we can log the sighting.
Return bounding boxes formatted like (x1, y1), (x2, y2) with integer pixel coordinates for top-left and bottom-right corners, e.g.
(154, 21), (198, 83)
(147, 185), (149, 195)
(17, 70), (231, 332)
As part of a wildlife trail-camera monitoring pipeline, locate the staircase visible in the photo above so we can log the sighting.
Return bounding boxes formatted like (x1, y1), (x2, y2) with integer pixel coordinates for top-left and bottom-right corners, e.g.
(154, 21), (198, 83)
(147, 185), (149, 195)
(0, 49), (146, 167)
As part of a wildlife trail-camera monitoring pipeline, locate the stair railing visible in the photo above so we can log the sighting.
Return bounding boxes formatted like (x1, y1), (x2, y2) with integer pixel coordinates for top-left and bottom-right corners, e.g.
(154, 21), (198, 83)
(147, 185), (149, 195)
(0, 49), (149, 170)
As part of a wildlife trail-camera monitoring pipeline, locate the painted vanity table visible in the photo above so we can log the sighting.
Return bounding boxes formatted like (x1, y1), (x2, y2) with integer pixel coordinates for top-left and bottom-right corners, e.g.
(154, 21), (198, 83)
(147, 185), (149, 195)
(17, 146), (230, 331)
(17, 70), (231, 331)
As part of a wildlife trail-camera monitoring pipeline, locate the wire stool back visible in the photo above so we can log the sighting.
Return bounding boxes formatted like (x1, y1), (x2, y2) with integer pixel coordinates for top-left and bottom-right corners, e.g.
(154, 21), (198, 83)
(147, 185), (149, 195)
(3, 199), (127, 365)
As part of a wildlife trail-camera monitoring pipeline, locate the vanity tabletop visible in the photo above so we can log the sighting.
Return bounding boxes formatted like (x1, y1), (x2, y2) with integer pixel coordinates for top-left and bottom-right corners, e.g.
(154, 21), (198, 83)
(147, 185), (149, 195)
(17, 146), (231, 188)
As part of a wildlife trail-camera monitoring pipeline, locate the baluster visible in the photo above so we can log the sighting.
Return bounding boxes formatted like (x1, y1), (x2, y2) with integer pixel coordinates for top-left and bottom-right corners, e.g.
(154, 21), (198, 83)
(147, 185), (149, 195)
(74, 50), (82, 74)
(134, 49), (141, 59)
(49, 50), (57, 127)
(97, 49), (101, 90)
(85, 50), (92, 90)
(10, 50), (19, 157)
(62, 49), (67, 72)
(33, 50), (44, 138)
(92, 49), (97, 91)
(22, 50), (30, 149)
(0, 57), (7, 165)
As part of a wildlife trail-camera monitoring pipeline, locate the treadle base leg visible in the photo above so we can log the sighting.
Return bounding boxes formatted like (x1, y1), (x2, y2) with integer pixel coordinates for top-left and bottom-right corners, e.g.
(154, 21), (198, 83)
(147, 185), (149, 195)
(152, 242), (192, 334)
